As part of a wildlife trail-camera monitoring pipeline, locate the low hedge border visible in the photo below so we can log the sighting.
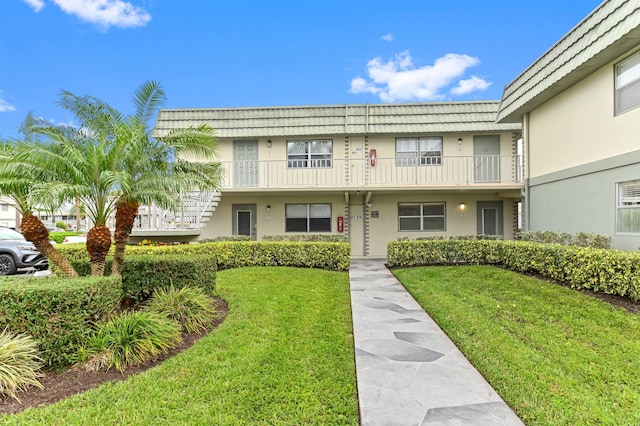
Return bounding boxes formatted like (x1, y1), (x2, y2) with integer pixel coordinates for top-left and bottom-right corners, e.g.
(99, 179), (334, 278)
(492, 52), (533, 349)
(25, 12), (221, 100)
(57, 241), (351, 272)
(0, 275), (122, 367)
(387, 240), (640, 301)
(70, 254), (217, 301)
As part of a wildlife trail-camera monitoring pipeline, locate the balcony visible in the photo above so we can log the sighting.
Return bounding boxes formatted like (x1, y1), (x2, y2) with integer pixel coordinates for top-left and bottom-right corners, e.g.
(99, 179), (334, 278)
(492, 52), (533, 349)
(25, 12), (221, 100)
(220, 155), (523, 191)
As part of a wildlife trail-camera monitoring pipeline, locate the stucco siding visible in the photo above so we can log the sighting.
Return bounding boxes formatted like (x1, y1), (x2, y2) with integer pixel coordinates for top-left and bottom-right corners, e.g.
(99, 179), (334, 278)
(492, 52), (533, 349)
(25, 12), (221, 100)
(528, 49), (640, 178)
(199, 191), (517, 257)
(529, 151), (640, 250)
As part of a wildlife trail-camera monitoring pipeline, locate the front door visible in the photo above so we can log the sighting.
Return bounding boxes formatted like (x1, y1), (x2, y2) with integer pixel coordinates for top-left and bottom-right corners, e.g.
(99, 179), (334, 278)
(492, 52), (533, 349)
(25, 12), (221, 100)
(234, 141), (258, 186)
(476, 201), (503, 236)
(473, 135), (500, 182)
(233, 204), (257, 240)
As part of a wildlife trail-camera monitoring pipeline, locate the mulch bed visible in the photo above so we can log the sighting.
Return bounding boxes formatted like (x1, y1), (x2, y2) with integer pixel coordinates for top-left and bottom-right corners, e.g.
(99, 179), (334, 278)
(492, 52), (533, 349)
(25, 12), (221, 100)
(0, 298), (228, 415)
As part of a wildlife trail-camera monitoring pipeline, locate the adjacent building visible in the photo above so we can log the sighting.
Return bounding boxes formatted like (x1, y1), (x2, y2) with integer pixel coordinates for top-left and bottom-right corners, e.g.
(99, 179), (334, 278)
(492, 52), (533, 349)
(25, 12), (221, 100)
(497, 0), (640, 250)
(154, 102), (522, 256)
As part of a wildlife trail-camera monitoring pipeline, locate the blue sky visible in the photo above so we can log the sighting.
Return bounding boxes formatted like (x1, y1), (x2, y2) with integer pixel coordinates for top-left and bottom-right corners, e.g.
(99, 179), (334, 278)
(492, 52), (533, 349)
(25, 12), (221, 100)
(1, 0), (603, 139)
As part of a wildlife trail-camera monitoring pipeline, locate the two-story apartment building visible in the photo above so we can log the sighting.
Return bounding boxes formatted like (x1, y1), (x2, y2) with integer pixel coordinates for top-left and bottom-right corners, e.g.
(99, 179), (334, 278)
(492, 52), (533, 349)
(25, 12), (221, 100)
(154, 102), (522, 256)
(497, 0), (640, 250)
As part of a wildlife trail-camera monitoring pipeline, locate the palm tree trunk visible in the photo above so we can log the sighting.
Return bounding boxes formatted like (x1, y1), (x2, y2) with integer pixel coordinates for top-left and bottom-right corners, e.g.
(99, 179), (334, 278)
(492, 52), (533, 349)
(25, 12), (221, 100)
(111, 200), (139, 276)
(36, 241), (79, 277)
(20, 213), (78, 277)
(87, 225), (112, 276)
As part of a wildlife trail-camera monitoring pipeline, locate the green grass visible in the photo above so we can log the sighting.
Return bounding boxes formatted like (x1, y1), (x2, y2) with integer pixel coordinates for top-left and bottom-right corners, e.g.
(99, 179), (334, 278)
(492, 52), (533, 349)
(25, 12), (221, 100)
(2, 267), (358, 425)
(393, 265), (640, 426)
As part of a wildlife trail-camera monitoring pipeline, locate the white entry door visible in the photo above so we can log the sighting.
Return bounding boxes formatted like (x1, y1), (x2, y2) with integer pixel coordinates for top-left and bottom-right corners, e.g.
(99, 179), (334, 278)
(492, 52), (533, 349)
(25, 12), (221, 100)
(234, 141), (258, 186)
(473, 135), (500, 183)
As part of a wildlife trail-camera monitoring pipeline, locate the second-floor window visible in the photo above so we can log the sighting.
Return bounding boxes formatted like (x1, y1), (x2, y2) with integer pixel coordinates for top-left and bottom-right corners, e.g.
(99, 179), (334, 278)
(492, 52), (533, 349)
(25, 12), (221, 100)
(396, 137), (443, 166)
(286, 203), (331, 232)
(615, 50), (640, 115)
(287, 140), (332, 168)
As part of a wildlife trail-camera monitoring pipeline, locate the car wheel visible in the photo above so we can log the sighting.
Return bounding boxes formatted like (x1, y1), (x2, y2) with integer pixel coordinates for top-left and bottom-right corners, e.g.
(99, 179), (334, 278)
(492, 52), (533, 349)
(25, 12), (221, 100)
(0, 254), (17, 275)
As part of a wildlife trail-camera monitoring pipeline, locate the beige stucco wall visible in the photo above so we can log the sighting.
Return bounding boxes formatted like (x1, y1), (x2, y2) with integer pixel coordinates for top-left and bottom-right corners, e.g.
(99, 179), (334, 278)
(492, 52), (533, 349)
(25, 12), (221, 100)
(528, 48), (640, 178)
(366, 193), (515, 257)
(200, 192), (516, 258)
(219, 132), (516, 163)
(198, 194), (348, 240)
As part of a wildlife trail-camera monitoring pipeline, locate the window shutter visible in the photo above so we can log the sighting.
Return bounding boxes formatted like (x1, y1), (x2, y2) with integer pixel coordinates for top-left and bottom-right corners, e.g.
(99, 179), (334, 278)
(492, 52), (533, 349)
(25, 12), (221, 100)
(616, 51), (640, 114)
(619, 181), (640, 206)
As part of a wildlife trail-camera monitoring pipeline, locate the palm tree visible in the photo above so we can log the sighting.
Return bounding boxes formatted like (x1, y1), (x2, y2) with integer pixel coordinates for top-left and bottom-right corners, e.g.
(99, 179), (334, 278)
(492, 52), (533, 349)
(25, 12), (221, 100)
(22, 119), (124, 276)
(55, 81), (222, 276)
(0, 116), (79, 277)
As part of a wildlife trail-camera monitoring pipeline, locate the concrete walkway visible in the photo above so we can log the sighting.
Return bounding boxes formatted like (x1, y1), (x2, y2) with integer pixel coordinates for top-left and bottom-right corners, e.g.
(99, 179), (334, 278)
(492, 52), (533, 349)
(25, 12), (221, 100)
(349, 258), (524, 426)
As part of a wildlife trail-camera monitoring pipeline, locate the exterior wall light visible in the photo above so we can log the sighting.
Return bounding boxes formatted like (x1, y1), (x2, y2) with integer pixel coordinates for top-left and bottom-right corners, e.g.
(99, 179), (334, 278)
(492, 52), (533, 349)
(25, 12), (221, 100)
(267, 139), (272, 148)
(458, 138), (463, 145)
(266, 205), (271, 212)
(459, 202), (465, 211)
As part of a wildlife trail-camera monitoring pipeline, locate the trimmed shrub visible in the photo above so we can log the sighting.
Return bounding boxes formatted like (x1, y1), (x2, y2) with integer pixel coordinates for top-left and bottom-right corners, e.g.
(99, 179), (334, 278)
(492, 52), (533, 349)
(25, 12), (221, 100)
(119, 254), (216, 301)
(516, 231), (611, 249)
(48, 231), (82, 244)
(388, 240), (640, 301)
(67, 254), (217, 301)
(56, 241), (351, 272)
(78, 311), (181, 372)
(262, 234), (348, 242)
(0, 276), (122, 367)
(144, 286), (217, 333)
(0, 329), (44, 401)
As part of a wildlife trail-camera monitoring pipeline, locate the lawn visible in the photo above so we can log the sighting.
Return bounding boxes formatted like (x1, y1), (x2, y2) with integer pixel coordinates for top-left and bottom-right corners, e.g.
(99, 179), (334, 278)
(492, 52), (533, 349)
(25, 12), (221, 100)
(393, 265), (640, 426)
(1, 267), (359, 425)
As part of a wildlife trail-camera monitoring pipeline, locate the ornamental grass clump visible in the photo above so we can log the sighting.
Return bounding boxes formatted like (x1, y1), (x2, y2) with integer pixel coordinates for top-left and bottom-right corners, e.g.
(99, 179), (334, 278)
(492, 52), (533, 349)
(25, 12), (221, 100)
(79, 311), (181, 373)
(0, 329), (44, 401)
(144, 286), (217, 333)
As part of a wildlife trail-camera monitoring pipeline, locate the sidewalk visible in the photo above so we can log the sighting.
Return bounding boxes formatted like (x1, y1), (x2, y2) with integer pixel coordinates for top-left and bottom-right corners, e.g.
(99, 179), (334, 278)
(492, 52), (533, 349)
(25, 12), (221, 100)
(349, 258), (524, 426)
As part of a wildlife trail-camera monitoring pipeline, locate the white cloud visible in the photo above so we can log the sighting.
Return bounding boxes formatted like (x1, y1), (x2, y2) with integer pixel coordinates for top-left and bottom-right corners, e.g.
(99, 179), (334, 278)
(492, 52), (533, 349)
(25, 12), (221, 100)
(22, 0), (45, 12)
(349, 51), (491, 102)
(381, 33), (394, 42)
(51, 0), (151, 28)
(451, 76), (491, 95)
(0, 92), (16, 113)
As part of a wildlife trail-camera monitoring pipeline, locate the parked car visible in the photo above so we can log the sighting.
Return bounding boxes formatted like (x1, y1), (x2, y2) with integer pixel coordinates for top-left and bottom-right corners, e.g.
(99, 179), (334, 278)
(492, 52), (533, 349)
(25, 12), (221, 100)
(0, 227), (49, 275)
(62, 236), (87, 244)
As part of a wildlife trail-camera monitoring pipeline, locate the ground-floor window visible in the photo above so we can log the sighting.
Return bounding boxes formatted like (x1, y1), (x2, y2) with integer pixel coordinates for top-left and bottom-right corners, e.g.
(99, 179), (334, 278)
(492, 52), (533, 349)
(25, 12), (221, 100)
(398, 202), (446, 231)
(286, 203), (331, 232)
(617, 180), (640, 233)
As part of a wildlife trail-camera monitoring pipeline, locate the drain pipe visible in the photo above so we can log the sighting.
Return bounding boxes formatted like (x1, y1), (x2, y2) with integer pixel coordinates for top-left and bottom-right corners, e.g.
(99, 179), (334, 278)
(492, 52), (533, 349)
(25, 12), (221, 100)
(523, 113), (531, 232)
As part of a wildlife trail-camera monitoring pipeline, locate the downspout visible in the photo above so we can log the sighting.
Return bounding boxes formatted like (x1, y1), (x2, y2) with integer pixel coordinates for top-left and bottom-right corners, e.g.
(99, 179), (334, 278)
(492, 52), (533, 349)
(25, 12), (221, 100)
(523, 113), (531, 232)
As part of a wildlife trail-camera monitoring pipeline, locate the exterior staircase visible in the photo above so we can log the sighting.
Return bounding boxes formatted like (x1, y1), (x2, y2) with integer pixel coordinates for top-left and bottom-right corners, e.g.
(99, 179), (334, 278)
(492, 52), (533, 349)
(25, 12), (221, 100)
(129, 190), (221, 239)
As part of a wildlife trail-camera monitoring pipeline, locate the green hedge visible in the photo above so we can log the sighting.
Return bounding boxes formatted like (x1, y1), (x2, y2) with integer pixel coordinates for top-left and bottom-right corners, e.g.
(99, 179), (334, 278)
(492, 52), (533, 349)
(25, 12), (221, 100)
(48, 231), (82, 244)
(388, 240), (640, 301)
(516, 231), (611, 249)
(0, 276), (122, 367)
(57, 241), (351, 272)
(70, 254), (217, 301)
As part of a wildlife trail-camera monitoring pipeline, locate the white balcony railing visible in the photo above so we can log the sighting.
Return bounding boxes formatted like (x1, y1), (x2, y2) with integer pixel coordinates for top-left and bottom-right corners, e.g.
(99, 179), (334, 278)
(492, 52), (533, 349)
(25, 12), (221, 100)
(220, 155), (522, 189)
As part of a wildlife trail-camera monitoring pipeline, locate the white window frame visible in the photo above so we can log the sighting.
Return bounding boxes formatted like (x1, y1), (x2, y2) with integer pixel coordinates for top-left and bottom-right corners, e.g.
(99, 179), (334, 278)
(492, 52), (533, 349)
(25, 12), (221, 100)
(396, 137), (443, 166)
(398, 202), (446, 232)
(287, 140), (332, 168)
(285, 203), (332, 232)
(615, 50), (640, 115)
(616, 180), (640, 234)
